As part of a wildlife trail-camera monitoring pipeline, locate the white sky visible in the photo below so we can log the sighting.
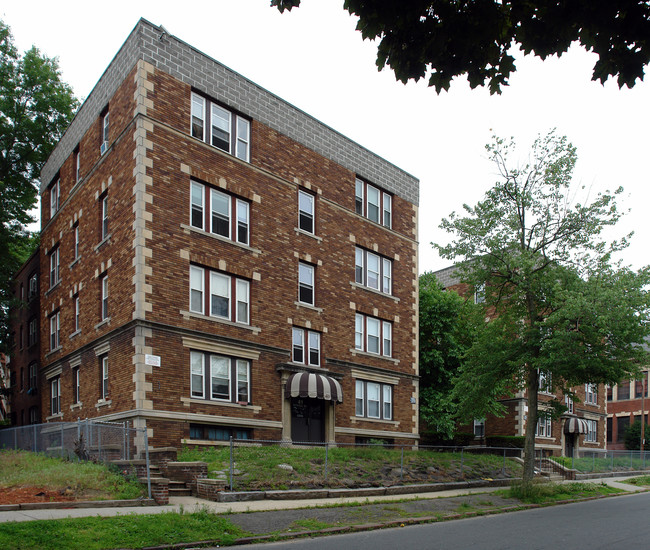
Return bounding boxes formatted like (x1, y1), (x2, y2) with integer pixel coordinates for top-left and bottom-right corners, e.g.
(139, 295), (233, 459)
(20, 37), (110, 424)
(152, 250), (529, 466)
(3, 1), (649, 274)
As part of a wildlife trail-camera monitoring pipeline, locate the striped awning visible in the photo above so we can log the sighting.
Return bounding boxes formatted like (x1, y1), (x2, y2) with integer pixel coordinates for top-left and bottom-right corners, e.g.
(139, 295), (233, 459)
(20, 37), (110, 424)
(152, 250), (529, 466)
(564, 417), (589, 434)
(285, 372), (343, 403)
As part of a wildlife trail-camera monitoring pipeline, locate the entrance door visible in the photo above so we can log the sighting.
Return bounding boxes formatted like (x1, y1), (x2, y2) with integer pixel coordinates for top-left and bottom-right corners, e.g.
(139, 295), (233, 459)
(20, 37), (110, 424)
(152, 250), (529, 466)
(565, 433), (575, 458)
(291, 397), (325, 443)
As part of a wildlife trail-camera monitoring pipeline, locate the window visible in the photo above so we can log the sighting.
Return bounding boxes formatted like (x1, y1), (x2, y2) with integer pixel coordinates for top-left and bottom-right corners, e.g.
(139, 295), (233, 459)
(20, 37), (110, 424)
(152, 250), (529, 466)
(617, 416), (630, 442)
(49, 312), (60, 351)
(190, 350), (251, 404)
(100, 110), (109, 154)
(298, 262), (315, 305)
(635, 375), (648, 398)
(28, 362), (37, 392)
(355, 248), (392, 294)
(73, 367), (80, 404)
(75, 148), (81, 183)
(189, 424), (251, 441)
(50, 179), (60, 217)
(355, 313), (392, 357)
(50, 377), (61, 415)
(585, 419), (598, 442)
(29, 407), (39, 425)
(190, 92), (250, 161)
(74, 295), (80, 332)
(28, 318), (37, 347)
(474, 418), (485, 438)
(565, 394), (574, 414)
(101, 355), (109, 399)
(189, 181), (250, 245)
(298, 190), (315, 234)
(585, 383), (597, 405)
(535, 415), (552, 437)
(474, 283), (485, 304)
(538, 370), (552, 394)
(49, 247), (60, 288)
(28, 273), (37, 299)
(355, 178), (392, 228)
(355, 380), (392, 420)
(101, 275), (109, 321)
(73, 224), (80, 260)
(100, 194), (109, 239)
(617, 380), (630, 400)
(292, 327), (320, 366)
(189, 266), (250, 324)
(607, 385), (613, 401)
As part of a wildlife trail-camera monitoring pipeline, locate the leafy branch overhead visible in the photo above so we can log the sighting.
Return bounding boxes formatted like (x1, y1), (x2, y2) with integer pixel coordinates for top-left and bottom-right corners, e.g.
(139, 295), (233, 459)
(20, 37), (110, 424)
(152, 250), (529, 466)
(272, 1), (650, 93)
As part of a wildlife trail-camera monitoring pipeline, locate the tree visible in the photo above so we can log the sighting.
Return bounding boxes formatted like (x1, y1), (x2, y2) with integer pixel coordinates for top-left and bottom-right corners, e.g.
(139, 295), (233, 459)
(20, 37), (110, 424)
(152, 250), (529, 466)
(623, 420), (650, 450)
(436, 130), (650, 485)
(0, 20), (79, 352)
(272, 1), (650, 94)
(419, 272), (480, 439)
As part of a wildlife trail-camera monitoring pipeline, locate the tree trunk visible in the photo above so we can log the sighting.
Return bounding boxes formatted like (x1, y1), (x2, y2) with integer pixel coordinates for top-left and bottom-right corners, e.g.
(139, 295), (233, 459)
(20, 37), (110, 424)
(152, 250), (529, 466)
(522, 365), (539, 484)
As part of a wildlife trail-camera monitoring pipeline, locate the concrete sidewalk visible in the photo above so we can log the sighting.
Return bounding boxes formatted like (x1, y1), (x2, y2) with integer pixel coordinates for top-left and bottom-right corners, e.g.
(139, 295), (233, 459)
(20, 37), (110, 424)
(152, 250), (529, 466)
(0, 476), (643, 524)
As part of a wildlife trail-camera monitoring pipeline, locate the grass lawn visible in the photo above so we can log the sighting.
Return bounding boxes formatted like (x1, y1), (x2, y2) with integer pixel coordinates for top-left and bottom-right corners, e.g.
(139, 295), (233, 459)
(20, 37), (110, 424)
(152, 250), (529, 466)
(501, 481), (622, 504)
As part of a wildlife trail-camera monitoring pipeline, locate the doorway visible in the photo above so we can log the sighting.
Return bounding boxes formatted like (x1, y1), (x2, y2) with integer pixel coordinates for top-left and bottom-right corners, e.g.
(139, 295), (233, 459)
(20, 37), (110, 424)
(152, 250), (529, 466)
(565, 433), (575, 458)
(291, 397), (325, 443)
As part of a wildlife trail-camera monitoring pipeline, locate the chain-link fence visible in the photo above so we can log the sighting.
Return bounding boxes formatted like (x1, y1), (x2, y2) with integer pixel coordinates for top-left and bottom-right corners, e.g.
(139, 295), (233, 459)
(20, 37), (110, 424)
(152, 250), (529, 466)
(550, 449), (650, 474)
(215, 439), (524, 491)
(0, 419), (151, 497)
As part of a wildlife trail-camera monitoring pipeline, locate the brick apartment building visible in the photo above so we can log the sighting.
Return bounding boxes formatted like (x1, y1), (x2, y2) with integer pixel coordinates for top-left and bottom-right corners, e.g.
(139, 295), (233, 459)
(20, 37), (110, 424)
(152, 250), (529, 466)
(435, 265), (606, 457)
(36, 19), (419, 453)
(7, 251), (42, 426)
(606, 372), (649, 450)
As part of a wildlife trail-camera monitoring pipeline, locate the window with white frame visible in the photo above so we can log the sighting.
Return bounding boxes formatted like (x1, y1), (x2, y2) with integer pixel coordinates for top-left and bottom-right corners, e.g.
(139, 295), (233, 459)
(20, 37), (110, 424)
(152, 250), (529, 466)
(474, 418), (485, 438)
(73, 224), (80, 260)
(585, 419), (598, 442)
(100, 355), (109, 399)
(100, 110), (109, 154)
(49, 311), (60, 351)
(355, 380), (392, 420)
(535, 415), (552, 437)
(49, 247), (60, 288)
(292, 327), (320, 366)
(28, 272), (37, 298)
(28, 362), (37, 391)
(100, 193), (109, 240)
(50, 377), (61, 415)
(189, 265), (250, 324)
(73, 367), (80, 404)
(190, 350), (250, 404)
(101, 275), (109, 321)
(75, 148), (80, 183)
(585, 383), (597, 405)
(355, 247), (392, 294)
(189, 181), (250, 245)
(355, 313), (392, 357)
(355, 178), (392, 228)
(298, 190), (315, 234)
(50, 179), (60, 218)
(565, 394), (574, 414)
(538, 370), (552, 394)
(28, 318), (37, 347)
(190, 92), (250, 162)
(74, 295), (80, 332)
(298, 262), (315, 306)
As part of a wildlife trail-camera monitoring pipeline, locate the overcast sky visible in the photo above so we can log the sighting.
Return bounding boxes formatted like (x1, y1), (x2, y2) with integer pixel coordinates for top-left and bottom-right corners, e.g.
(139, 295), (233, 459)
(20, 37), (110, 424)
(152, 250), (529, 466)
(3, 1), (649, 274)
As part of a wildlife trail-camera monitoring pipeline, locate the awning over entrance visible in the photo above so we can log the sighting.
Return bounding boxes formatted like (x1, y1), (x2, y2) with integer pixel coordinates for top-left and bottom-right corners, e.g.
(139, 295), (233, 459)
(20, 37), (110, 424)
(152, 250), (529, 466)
(564, 417), (589, 434)
(286, 372), (343, 403)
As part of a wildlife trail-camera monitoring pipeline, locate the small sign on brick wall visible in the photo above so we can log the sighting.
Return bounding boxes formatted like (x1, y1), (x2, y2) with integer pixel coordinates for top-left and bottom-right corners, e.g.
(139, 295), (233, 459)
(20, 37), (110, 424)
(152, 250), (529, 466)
(145, 354), (161, 367)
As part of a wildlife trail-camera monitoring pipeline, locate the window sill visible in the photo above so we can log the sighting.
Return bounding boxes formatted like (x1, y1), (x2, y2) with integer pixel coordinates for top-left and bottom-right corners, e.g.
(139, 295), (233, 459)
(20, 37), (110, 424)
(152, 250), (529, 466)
(46, 413), (63, 421)
(69, 256), (81, 269)
(45, 280), (61, 296)
(69, 330), (81, 340)
(181, 224), (262, 255)
(294, 301), (323, 313)
(293, 227), (322, 242)
(350, 416), (400, 427)
(181, 310), (261, 334)
(70, 402), (82, 411)
(94, 234), (112, 252)
(349, 348), (399, 365)
(45, 346), (62, 359)
(180, 397), (261, 412)
(95, 399), (112, 409)
(95, 317), (111, 330)
(349, 281), (399, 302)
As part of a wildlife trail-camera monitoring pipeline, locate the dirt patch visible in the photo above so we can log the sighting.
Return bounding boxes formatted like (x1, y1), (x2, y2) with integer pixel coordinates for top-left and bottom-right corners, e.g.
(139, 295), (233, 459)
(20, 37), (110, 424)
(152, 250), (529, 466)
(0, 486), (77, 505)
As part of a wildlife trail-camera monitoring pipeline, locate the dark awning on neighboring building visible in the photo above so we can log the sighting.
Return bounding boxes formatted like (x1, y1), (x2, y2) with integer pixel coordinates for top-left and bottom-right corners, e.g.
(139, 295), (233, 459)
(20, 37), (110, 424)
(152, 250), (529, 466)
(285, 372), (343, 403)
(564, 417), (589, 434)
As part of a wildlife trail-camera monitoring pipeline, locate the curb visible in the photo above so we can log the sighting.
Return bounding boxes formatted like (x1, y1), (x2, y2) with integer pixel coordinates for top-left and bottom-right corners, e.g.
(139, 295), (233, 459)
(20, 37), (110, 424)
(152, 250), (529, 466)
(0, 498), (156, 512)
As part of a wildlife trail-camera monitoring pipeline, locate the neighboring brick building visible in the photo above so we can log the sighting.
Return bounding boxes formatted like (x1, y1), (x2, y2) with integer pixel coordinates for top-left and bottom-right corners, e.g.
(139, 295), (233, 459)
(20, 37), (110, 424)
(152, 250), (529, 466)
(606, 372), (649, 450)
(36, 19), (419, 453)
(435, 265), (606, 457)
(7, 251), (42, 426)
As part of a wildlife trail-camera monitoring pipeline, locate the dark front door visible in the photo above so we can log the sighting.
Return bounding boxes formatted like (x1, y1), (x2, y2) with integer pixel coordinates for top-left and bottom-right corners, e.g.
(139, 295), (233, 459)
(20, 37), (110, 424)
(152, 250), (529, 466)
(566, 433), (575, 457)
(291, 397), (325, 443)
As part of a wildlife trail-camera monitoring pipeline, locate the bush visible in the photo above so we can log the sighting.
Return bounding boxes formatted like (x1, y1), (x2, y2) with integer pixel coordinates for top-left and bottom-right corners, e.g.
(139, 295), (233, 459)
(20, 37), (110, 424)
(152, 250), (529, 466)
(486, 435), (525, 448)
(623, 421), (650, 450)
(453, 432), (475, 446)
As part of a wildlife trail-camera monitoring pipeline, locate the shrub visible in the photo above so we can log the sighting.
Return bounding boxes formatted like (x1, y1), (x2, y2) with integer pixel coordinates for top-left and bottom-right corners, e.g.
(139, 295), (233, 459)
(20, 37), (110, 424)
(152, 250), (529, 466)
(486, 435), (525, 448)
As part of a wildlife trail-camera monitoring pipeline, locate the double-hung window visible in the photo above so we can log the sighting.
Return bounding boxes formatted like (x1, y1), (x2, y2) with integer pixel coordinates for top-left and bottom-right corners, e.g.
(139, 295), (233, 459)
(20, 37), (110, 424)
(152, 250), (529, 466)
(100, 110), (109, 154)
(50, 179), (60, 218)
(190, 350), (251, 404)
(355, 248), (392, 294)
(474, 418), (486, 438)
(585, 419), (598, 442)
(535, 415), (552, 437)
(101, 275), (109, 321)
(355, 380), (392, 420)
(73, 224), (80, 260)
(190, 266), (250, 324)
(355, 314), (392, 357)
(75, 148), (81, 183)
(292, 327), (320, 366)
(50, 377), (61, 415)
(298, 262), (315, 306)
(585, 383), (597, 404)
(100, 194), (109, 240)
(49, 312), (60, 351)
(298, 190), (315, 234)
(28, 273), (37, 299)
(28, 362), (37, 391)
(101, 355), (109, 399)
(191, 93), (250, 161)
(190, 181), (250, 245)
(73, 367), (80, 404)
(49, 247), (60, 288)
(28, 318), (37, 346)
(565, 394), (574, 414)
(355, 178), (392, 228)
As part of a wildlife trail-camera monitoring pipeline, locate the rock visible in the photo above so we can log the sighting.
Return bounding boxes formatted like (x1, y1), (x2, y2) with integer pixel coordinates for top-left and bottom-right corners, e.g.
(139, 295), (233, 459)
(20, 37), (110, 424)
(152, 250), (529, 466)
(278, 463), (294, 472)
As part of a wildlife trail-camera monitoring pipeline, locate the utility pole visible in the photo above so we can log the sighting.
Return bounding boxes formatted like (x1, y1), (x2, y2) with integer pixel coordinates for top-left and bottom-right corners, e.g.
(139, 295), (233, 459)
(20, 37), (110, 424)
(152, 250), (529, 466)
(641, 371), (647, 451)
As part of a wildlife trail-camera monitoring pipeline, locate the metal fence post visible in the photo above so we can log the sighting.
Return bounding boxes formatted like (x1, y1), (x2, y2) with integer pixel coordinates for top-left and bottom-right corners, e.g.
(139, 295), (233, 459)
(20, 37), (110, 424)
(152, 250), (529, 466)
(611, 452), (614, 472)
(229, 436), (234, 492)
(460, 447), (464, 475)
(98, 423), (102, 462)
(60, 424), (64, 458)
(502, 448), (506, 476)
(126, 421), (131, 460)
(14, 426), (17, 450)
(143, 426), (151, 500)
(400, 446), (404, 482)
(33, 424), (37, 453)
(325, 442), (329, 481)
